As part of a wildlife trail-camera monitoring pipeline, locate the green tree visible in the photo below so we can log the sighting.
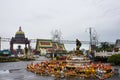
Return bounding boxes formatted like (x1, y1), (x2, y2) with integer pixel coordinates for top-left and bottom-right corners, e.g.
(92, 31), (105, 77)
(96, 42), (115, 52)
(108, 54), (120, 65)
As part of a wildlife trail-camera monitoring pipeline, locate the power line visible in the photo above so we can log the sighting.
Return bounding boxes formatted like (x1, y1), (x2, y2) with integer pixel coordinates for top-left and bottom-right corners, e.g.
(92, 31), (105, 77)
(0, 37), (114, 44)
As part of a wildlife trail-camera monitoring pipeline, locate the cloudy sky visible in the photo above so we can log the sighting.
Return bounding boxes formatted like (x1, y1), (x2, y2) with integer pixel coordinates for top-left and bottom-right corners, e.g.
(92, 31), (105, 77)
(0, 0), (120, 50)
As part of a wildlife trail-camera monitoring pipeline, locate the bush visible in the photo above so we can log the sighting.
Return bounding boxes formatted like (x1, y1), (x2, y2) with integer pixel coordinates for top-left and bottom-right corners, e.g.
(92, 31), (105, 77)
(94, 56), (108, 62)
(107, 54), (120, 65)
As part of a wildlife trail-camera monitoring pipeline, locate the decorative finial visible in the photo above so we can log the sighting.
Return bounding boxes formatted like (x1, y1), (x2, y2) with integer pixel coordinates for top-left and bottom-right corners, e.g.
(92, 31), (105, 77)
(19, 26), (22, 31)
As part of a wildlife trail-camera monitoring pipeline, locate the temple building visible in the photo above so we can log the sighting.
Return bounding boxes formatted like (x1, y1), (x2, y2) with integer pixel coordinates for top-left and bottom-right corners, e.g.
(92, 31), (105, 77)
(36, 39), (66, 55)
(10, 27), (66, 55)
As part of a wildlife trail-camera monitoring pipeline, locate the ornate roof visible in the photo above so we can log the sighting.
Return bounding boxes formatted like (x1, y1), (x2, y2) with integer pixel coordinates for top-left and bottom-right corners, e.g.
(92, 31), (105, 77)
(115, 39), (120, 48)
(36, 39), (66, 53)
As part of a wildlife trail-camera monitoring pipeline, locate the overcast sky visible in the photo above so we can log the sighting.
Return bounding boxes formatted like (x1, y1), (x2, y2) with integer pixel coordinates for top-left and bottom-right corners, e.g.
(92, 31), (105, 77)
(0, 0), (120, 50)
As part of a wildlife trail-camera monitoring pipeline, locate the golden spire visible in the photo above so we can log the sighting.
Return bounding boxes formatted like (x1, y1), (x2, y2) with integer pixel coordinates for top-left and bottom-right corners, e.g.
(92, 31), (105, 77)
(16, 26), (24, 34)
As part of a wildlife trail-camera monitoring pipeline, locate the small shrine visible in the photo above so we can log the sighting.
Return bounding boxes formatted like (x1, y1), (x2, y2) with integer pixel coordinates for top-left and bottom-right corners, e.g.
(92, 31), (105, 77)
(10, 27), (30, 53)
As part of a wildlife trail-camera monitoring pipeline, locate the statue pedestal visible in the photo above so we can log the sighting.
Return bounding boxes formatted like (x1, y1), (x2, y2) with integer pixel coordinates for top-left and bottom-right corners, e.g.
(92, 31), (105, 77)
(74, 50), (83, 56)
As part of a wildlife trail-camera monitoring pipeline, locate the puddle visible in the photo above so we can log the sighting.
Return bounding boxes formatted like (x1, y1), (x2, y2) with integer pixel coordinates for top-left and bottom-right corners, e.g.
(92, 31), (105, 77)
(9, 69), (21, 73)
(0, 69), (21, 74)
(0, 70), (9, 74)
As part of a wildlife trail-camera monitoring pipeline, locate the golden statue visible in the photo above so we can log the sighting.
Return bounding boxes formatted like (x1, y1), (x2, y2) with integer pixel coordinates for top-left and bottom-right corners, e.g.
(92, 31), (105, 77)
(76, 39), (81, 51)
(75, 39), (83, 56)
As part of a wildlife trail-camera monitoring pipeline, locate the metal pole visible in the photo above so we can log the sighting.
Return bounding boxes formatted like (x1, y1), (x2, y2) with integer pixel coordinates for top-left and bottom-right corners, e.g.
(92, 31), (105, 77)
(89, 27), (92, 52)
(0, 37), (1, 50)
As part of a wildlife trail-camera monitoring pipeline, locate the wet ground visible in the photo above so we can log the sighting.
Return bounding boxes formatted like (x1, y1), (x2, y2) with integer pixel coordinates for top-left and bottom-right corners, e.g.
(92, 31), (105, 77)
(0, 56), (120, 80)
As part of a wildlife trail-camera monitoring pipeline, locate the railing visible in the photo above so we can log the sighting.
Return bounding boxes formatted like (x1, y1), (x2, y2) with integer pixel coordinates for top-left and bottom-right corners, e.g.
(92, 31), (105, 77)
(95, 52), (120, 57)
